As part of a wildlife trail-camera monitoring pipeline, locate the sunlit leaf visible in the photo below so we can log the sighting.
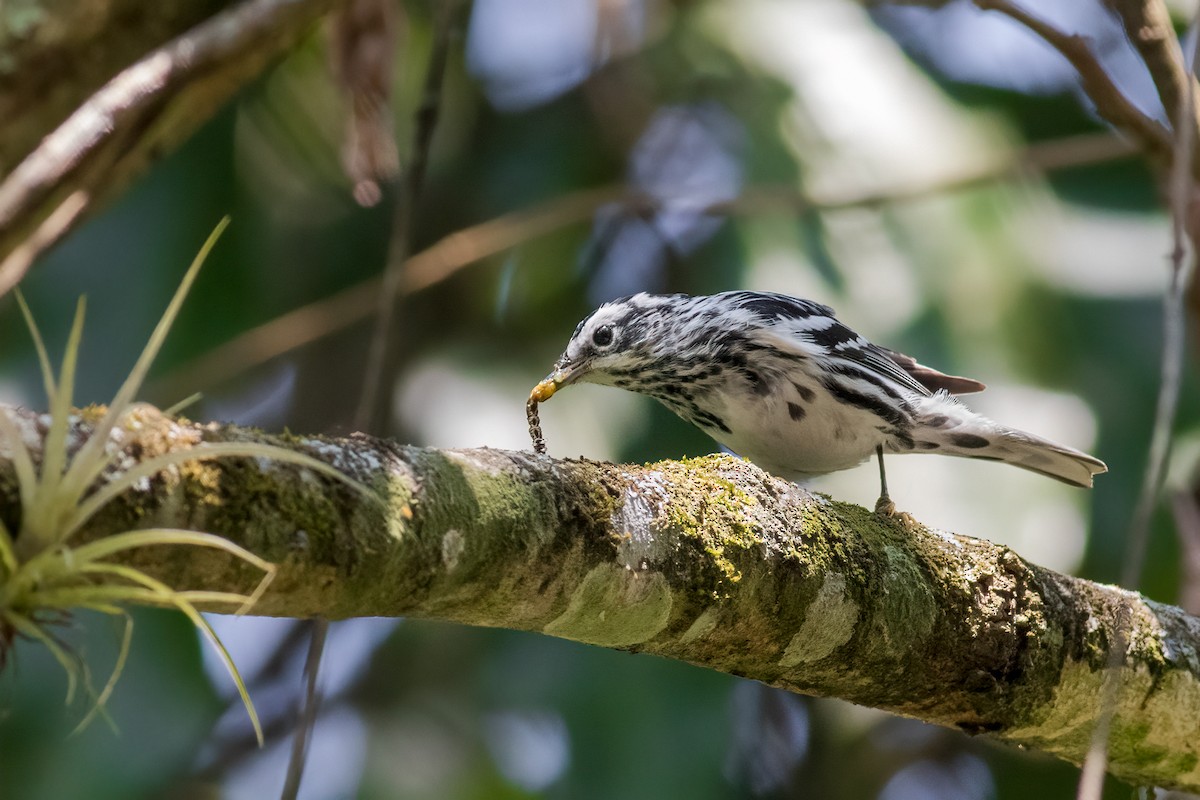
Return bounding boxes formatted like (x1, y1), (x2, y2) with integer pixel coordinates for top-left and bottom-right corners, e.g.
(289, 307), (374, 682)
(6, 612), (80, 704)
(58, 218), (230, 518)
(14, 289), (57, 403)
(70, 610), (131, 736)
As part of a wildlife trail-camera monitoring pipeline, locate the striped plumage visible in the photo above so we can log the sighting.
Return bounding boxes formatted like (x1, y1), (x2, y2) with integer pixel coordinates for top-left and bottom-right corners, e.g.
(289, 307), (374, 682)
(532, 291), (1106, 495)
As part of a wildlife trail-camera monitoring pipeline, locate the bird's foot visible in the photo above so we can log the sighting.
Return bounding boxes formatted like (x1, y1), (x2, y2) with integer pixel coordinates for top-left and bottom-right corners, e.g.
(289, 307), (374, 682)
(874, 496), (916, 527)
(874, 495), (896, 517)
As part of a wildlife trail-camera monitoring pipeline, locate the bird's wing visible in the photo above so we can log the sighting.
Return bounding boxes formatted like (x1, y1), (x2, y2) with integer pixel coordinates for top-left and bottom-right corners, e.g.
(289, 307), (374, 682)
(844, 343), (936, 397)
(752, 312), (933, 397)
(877, 347), (986, 395)
(719, 290), (836, 320)
(728, 291), (983, 398)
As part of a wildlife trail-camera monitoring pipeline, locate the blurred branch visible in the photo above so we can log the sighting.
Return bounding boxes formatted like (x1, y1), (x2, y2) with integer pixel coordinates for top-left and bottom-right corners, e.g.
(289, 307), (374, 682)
(1079, 9), (1200, 797)
(0, 1), (222, 177)
(286, 4), (456, 793)
(0, 0), (340, 297)
(152, 131), (1138, 394)
(1125, 7), (1199, 602)
(1170, 491), (1200, 615)
(1107, 0), (1200, 165)
(354, 0), (457, 431)
(4, 405), (1199, 792)
(974, 0), (1175, 168)
(327, 0), (401, 207)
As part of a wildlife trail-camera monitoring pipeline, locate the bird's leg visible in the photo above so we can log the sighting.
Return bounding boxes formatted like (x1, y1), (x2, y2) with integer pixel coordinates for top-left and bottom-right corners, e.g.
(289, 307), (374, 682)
(874, 445), (896, 517)
(874, 446), (916, 525)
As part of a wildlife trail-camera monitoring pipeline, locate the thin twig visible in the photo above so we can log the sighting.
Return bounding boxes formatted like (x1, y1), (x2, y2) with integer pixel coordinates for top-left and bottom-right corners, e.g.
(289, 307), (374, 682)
(1078, 13), (1200, 800)
(1077, 605), (1134, 799)
(1169, 491), (1200, 615)
(190, 621), (316, 780)
(327, 0), (400, 207)
(196, 702), (313, 781)
(280, 4), (458, 798)
(0, 0), (340, 297)
(280, 618), (328, 800)
(353, 0), (458, 430)
(148, 131), (1138, 397)
(1121, 27), (1200, 591)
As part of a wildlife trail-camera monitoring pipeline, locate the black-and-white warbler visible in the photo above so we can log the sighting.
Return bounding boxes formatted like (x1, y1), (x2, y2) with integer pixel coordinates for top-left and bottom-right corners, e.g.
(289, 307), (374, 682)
(530, 291), (1106, 513)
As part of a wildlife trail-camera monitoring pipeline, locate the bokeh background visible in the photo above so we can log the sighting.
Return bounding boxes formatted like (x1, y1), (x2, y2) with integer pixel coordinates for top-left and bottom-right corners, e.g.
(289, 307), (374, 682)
(1, 0), (1196, 797)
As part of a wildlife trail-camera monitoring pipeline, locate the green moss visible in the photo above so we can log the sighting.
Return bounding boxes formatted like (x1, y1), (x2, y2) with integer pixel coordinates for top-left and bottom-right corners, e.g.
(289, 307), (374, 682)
(1108, 719), (1200, 776)
(543, 563), (672, 646)
(143, 428), (390, 616)
(1167, 752), (1200, 777)
(1128, 612), (1172, 677)
(78, 404), (108, 425)
(645, 455), (761, 598)
(561, 459), (626, 553)
(780, 572), (859, 666)
(798, 500), (890, 592)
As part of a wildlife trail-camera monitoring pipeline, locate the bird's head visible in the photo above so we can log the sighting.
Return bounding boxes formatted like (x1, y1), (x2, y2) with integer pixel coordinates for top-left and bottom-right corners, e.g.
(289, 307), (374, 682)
(530, 293), (683, 402)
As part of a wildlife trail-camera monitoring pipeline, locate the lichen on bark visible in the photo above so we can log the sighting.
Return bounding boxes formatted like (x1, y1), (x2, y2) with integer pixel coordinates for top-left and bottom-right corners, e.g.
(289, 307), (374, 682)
(2, 406), (1199, 792)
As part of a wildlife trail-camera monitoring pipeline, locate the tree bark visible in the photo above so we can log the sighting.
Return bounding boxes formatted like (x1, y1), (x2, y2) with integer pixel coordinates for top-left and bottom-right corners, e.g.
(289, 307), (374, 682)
(0, 0), (229, 177)
(1, 405), (1198, 792)
(0, 0), (340, 292)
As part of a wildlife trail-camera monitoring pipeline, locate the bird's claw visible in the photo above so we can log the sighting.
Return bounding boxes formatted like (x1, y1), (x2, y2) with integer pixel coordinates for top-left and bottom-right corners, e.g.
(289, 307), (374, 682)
(874, 496), (916, 527)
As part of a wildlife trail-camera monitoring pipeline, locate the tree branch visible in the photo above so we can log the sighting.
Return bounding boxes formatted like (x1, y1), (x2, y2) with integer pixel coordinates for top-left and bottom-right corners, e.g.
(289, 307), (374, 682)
(150, 131), (1141, 395)
(0, 0), (339, 296)
(0, 0), (226, 178)
(975, 0), (1175, 167)
(1107, 0), (1200, 163)
(1, 405), (1198, 792)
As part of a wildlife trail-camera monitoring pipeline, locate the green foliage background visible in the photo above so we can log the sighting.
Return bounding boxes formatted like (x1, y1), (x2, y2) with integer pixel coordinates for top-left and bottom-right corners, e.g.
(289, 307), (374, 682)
(0, 2), (1191, 797)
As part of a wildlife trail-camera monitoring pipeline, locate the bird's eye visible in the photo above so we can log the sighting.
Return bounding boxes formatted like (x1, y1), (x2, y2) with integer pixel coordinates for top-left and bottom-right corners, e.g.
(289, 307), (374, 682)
(592, 325), (615, 348)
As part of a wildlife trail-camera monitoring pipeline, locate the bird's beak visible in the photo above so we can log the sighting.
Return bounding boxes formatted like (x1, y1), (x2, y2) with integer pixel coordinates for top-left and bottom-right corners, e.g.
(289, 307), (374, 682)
(530, 359), (588, 402)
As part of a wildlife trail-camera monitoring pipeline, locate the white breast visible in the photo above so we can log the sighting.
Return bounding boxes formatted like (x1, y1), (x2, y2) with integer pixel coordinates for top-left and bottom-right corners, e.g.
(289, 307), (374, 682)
(699, 375), (894, 480)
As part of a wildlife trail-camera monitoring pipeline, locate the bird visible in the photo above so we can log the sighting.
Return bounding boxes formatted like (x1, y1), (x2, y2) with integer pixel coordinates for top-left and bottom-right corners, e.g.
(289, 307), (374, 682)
(529, 290), (1106, 514)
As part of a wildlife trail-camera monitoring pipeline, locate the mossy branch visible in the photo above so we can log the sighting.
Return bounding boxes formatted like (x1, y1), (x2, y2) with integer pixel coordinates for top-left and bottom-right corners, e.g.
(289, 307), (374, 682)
(1, 405), (1198, 791)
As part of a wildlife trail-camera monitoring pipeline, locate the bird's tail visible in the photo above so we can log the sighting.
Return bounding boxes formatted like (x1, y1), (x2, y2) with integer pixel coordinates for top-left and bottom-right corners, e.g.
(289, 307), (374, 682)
(908, 397), (1107, 488)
